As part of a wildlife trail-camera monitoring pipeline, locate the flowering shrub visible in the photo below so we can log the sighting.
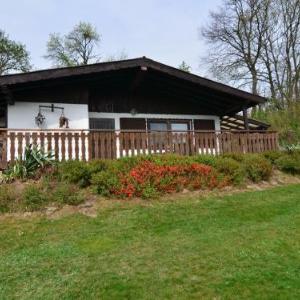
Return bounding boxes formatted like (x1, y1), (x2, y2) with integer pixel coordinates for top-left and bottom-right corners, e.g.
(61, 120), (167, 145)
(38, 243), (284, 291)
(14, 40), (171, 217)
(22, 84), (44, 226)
(91, 160), (223, 198)
(54, 152), (284, 200)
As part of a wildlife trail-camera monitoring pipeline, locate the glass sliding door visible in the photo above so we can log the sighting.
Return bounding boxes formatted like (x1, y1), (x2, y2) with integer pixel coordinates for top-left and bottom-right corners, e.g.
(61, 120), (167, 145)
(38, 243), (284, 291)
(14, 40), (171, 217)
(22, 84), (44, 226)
(148, 122), (168, 131)
(170, 122), (189, 144)
(148, 121), (168, 149)
(170, 122), (189, 132)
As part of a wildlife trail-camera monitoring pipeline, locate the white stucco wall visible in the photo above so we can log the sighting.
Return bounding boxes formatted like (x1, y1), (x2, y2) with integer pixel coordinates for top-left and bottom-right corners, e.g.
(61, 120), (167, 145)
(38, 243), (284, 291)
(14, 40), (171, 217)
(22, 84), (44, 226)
(88, 112), (221, 131)
(7, 102), (220, 131)
(7, 102), (89, 129)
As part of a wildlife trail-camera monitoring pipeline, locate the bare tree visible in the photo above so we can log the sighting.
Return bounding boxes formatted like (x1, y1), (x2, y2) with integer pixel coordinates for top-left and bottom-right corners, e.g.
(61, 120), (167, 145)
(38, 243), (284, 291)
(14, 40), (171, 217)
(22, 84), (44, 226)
(201, 0), (269, 95)
(201, 0), (300, 105)
(259, 0), (300, 106)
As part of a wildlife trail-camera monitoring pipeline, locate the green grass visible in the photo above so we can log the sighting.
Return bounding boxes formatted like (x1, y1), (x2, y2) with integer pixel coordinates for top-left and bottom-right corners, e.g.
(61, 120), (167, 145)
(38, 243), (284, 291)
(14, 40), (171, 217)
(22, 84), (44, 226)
(1, 185), (300, 299)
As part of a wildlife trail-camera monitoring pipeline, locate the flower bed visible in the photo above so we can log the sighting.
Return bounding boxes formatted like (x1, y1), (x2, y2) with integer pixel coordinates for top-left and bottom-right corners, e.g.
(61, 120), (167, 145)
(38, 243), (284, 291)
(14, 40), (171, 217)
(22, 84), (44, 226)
(57, 153), (275, 199)
(1, 151), (300, 212)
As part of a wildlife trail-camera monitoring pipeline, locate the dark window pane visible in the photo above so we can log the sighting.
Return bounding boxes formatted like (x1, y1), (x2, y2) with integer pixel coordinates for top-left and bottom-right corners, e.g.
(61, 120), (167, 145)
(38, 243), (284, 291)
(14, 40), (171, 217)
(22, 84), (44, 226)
(194, 119), (215, 130)
(0, 105), (6, 128)
(89, 118), (115, 129)
(120, 118), (146, 130)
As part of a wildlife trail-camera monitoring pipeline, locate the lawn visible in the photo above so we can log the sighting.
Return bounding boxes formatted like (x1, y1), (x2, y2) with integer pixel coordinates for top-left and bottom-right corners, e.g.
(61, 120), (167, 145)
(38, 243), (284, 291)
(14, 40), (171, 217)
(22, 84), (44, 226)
(1, 185), (300, 299)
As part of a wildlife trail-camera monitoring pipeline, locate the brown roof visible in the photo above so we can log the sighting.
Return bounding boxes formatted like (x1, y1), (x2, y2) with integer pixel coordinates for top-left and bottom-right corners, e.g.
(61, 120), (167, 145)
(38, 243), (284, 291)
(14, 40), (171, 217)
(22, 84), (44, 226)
(0, 57), (265, 103)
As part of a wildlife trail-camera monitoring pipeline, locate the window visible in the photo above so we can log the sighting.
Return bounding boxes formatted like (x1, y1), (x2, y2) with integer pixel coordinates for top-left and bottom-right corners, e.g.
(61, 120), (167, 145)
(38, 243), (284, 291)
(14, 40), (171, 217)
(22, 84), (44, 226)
(148, 120), (190, 131)
(149, 122), (168, 131)
(148, 120), (190, 147)
(120, 118), (146, 130)
(89, 118), (115, 130)
(194, 119), (215, 131)
(171, 123), (188, 132)
(170, 123), (189, 143)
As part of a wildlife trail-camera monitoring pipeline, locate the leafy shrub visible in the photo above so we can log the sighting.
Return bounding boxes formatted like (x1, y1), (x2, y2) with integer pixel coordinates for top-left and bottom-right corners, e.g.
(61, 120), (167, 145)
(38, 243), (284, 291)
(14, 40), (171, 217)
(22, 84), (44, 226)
(51, 183), (85, 205)
(145, 154), (191, 166)
(108, 156), (142, 173)
(243, 155), (272, 182)
(222, 153), (245, 163)
(91, 171), (121, 197)
(140, 184), (159, 199)
(275, 154), (300, 175)
(4, 145), (54, 180)
(58, 159), (114, 188)
(58, 160), (91, 187)
(252, 101), (300, 145)
(91, 160), (222, 198)
(23, 185), (48, 211)
(215, 157), (246, 185)
(192, 155), (218, 166)
(263, 151), (283, 164)
(87, 159), (109, 174)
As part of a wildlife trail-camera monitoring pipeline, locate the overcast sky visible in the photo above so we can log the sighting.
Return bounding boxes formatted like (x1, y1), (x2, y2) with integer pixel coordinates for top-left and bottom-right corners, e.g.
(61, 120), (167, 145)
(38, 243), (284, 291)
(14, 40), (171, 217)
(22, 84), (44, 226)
(0, 0), (222, 74)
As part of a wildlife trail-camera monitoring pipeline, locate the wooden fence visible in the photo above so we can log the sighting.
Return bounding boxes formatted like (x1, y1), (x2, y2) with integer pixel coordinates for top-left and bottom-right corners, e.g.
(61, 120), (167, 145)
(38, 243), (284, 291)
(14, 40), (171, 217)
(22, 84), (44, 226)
(0, 129), (279, 167)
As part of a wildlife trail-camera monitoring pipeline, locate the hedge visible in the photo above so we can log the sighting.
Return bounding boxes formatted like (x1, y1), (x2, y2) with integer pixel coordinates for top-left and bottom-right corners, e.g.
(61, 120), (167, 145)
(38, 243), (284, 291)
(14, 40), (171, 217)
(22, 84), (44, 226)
(56, 153), (276, 198)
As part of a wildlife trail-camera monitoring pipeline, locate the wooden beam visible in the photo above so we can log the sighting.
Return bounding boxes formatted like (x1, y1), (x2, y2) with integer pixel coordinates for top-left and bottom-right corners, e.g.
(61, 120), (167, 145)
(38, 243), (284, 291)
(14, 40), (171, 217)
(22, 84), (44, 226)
(243, 107), (249, 130)
(227, 114), (270, 129)
(222, 118), (256, 128)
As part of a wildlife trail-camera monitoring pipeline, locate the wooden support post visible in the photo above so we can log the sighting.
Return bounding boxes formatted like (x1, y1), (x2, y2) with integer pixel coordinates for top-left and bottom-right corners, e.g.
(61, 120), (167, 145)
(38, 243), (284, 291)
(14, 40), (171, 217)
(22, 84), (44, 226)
(243, 107), (249, 130)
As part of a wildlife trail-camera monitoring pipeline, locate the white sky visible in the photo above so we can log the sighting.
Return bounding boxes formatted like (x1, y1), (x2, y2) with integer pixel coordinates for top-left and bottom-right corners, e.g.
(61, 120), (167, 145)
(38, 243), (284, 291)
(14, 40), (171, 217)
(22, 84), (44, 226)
(0, 0), (222, 75)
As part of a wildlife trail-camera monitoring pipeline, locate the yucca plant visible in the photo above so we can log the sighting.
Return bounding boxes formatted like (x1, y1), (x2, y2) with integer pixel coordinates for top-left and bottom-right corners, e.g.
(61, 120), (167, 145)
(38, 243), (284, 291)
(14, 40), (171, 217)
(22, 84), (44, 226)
(282, 143), (300, 154)
(5, 145), (54, 180)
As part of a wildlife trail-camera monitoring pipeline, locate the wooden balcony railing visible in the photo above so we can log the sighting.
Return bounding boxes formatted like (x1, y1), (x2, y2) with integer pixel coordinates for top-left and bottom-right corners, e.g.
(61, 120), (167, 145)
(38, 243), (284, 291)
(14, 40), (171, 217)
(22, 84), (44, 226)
(0, 129), (279, 168)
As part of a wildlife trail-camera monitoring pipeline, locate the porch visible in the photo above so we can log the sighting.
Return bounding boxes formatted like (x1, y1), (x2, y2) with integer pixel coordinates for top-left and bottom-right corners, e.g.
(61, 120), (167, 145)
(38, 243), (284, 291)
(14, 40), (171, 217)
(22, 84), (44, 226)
(0, 129), (279, 168)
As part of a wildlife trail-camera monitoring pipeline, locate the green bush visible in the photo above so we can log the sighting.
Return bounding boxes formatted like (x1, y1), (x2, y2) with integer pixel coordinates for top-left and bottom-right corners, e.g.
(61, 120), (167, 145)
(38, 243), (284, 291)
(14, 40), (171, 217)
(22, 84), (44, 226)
(215, 157), (246, 185)
(87, 159), (109, 174)
(222, 153), (245, 163)
(192, 155), (218, 167)
(58, 160), (91, 187)
(23, 185), (48, 211)
(58, 159), (114, 187)
(252, 101), (300, 145)
(145, 154), (191, 166)
(51, 183), (84, 205)
(263, 151), (283, 164)
(243, 155), (273, 182)
(91, 171), (120, 197)
(275, 154), (300, 175)
(140, 184), (159, 199)
(109, 156), (142, 173)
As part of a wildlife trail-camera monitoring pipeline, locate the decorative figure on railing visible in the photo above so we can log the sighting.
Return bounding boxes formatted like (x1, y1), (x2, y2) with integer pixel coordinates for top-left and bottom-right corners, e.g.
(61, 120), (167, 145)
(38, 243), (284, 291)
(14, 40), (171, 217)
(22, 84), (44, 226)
(35, 104), (70, 128)
(59, 114), (69, 128)
(35, 110), (46, 127)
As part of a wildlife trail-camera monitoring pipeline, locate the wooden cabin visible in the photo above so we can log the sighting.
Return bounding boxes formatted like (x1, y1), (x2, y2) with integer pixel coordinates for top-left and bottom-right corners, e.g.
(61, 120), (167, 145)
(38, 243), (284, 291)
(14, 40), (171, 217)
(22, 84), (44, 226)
(0, 57), (277, 166)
